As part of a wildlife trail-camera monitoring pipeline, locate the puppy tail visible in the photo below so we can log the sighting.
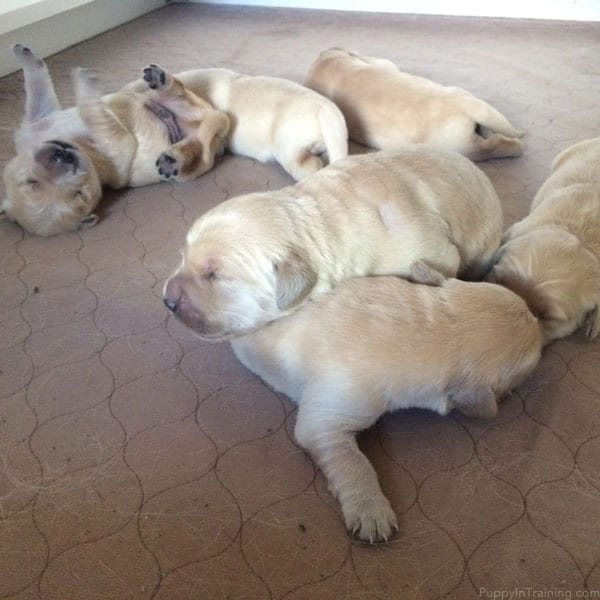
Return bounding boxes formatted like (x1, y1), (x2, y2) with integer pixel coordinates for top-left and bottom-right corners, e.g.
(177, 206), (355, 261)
(318, 103), (348, 165)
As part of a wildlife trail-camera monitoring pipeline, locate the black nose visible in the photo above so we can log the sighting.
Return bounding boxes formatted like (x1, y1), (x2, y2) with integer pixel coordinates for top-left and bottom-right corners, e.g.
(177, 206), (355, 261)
(163, 297), (178, 313)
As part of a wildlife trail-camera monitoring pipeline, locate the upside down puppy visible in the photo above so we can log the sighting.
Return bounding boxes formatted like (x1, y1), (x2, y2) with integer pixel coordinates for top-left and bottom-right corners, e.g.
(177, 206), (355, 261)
(304, 47), (524, 161)
(231, 274), (543, 542)
(163, 148), (503, 339)
(488, 136), (600, 343)
(2, 46), (229, 235)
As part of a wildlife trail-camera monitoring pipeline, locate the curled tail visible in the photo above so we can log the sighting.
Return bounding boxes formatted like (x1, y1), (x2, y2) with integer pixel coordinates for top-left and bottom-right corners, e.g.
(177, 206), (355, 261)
(318, 102), (348, 164)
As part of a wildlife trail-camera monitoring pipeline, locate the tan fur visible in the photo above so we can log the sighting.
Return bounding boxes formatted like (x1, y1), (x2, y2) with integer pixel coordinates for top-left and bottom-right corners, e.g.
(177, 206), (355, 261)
(488, 137), (600, 343)
(2, 47), (229, 236)
(155, 67), (349, 180)
(304, 47), (524, 161)
(163, 148), (503, 340)
(231, 276), (543, 542)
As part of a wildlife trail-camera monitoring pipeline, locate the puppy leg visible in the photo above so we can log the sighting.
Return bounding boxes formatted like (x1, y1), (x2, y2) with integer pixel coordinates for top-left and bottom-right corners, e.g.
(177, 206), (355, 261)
(73, 68), (136, 183)
(12, 44), (61, 121)
(295, 394), (398, 543)
(278, 148), (325, 181)
(145, 64), (230, 181)
(449, 385), (498, 419)
(467, 132), (524, 161)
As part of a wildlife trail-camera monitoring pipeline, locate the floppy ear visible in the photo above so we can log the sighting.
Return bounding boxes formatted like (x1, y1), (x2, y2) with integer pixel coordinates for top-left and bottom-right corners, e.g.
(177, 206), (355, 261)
(583, 305), (599, 340)
(408, 260), (446, 286)
(275, 248), (317, 311)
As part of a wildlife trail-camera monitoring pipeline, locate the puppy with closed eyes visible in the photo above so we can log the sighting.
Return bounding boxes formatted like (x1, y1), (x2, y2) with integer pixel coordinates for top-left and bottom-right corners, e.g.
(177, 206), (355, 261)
(487, 137), (600, 342)
(2, 45), (229, 236)
(163, 147), (503, 340)
(304, 47), (524, 161)
(231, 273), (543, 542)
(126, 67), (348, 181)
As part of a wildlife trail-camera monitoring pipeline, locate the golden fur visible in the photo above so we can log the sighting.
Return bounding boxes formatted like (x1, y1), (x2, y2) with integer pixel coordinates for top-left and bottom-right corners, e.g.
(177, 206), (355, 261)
(488, 137), (600, 342)
(163, 148), (503, 340)
(304, 47), (524, 161)
(155, 67), (349, 180)
(2, 46), (229, 236)
(231, 275), (543, 542)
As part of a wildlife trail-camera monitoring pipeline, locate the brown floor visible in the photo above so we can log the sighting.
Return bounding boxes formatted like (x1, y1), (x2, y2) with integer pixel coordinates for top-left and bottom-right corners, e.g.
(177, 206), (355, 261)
(1, 4), (600, 599)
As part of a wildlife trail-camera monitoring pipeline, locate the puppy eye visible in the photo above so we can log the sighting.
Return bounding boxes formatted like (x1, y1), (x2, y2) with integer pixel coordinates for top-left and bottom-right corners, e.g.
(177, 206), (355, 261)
(204, 270), (219, 281)
(26, 178), (38, 185)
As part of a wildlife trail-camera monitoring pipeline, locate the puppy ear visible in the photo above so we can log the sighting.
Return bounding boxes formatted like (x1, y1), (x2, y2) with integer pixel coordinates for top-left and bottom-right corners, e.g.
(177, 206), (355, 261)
(275, 248), (317, 311)
(583, 305), (599, 340)
(408, 260), (446, 286)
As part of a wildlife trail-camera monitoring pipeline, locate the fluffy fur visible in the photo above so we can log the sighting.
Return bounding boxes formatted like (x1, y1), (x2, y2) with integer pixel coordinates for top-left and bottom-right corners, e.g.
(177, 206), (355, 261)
(2, 46), (230, 236)
(163, 148), (503, 340)
(304, 47), (524, 161)
(143, 67), (349, 180)
(487, 136), (600, 342)
(231, 275), (543, 542)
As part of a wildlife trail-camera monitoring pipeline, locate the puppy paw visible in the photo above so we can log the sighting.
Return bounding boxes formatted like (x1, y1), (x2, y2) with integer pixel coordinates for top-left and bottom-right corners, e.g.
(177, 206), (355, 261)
(156, 151), (179, 179)
(343, 494), (398, 543)
(12, 44), (43, 66)
(143, 64), (167, 90)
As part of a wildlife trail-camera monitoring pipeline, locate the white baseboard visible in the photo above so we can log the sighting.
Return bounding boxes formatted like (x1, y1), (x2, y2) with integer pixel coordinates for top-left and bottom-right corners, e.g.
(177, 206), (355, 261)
(190, 0), (600, 21)
(0, 0), (166, 78)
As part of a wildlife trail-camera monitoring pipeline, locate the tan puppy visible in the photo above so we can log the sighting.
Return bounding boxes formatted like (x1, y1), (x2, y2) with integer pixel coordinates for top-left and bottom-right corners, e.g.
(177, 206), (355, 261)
(488, 137), (600, 342)
(304, 47), (523, 161)
(2, 46), (229, 236)
(231, 275), (543, 542)
(163, 148), (503, 339)
(155, 67), (349, 180)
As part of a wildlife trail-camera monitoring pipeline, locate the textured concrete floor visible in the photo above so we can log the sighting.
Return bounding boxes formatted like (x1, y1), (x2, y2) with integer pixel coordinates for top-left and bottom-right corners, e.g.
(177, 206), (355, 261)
(1, 4), (599, 599)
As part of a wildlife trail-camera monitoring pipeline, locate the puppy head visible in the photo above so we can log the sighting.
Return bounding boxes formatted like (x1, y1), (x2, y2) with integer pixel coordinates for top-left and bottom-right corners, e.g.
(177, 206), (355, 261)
(487, 226), (600, 343)
(162, 202), (318, 341)
(2, 140), (101, 236)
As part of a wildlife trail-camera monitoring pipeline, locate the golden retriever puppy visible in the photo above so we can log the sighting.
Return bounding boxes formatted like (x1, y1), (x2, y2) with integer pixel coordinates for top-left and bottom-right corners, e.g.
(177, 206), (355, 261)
(487, 137), (600, 342)
(304, 47), (523, 161)
(145, 67), (349, 180)
(163, 148), (503, 339)
(231, 274), (543, 542)
(1, 45), (229, 236)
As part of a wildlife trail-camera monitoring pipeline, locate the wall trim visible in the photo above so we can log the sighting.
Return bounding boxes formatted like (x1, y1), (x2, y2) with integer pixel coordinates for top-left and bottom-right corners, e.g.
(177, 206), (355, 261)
(0, 0), (166, 78)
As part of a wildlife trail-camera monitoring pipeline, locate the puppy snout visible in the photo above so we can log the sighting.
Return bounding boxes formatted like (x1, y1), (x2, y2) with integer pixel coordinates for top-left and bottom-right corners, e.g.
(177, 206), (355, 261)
(163, 278), (183, 314)
(163, 297), (178, 313)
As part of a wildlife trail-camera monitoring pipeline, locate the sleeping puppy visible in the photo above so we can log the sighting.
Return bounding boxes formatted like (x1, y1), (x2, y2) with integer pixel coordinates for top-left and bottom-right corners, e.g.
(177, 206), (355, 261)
(126, 67), (348, 181)
(1, 45), (230, 236)
(487, 137), (600, 343)
(231, 274), (543, 542)
(304, 47), (523, 161)
(163, 148), (503, 339)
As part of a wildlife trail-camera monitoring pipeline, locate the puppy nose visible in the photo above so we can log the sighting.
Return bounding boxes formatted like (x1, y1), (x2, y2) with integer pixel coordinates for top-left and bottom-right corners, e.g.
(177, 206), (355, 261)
(163, 297), (178, 313)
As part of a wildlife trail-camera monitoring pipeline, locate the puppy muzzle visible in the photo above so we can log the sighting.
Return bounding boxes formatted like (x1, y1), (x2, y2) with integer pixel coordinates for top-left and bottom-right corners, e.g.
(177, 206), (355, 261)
(35, 140), (80, 175)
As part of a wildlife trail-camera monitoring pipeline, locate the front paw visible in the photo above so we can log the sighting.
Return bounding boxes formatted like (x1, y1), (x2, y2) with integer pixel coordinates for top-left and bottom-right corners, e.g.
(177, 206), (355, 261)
(343, 494), (399, 543)
(156, 151), (178, 179)
(143, 64), (167, 90)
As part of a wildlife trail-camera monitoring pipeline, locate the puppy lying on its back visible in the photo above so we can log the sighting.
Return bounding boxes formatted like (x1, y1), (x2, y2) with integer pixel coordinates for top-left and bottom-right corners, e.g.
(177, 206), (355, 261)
(2, 46), (229, 236)
(163, 148), (503, 340)
(488, 137), (600, 342)
(232, 274), (543, 542)
(131, 67), (349, 180)
(304, 47), (523, 161)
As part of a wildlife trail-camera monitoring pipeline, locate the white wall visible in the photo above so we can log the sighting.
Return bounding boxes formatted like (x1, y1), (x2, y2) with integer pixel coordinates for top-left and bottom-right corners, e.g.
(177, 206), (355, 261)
(191, 0), (600, 21)
(0, 0), (166, 77)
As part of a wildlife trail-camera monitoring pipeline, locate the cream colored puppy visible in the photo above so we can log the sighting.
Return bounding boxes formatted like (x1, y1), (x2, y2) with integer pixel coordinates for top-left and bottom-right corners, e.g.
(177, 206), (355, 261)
(304, 47), (523, 161)
(164, 68), (348, 180)
(488, 137), (600, 342)
(231, 275), (543, 542)
(163, 148), (503, 339)
(2, 46), (229, 236)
